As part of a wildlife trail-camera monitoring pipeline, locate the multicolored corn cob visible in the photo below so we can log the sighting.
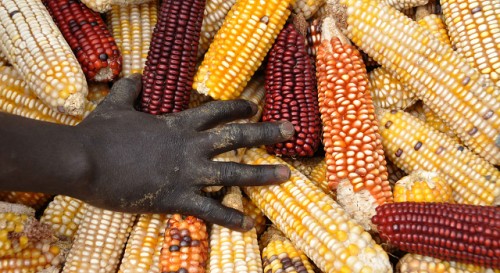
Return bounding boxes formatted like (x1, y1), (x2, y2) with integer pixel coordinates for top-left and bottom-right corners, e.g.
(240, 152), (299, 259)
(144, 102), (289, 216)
(242, 148), (392, 273)
(263, 23), (321, 157)
(118, 213), (169, 273)
(260, 226), (315, 273)
(198, 0), (237, 58)
(294, 0), (326, 19)
(207, 187), (262, 273)
(372, 202), (500, 269)
(159, 214), (209, 273)
(193, 0), (293, 100)
(0, 191), (51, 211)
(0, 0), (88, 116)
(368, 67), (416, 110)
(86, 82), (110, 104)
(393, 170), (454, 203)
(397, 253), (500, 273)
(80, 0), (154, 13)
(378, 109), (500, 205)
(140, 0), (205, 114)
(340, 0), (500, 165)
(441, 0), (500, 84)
(242, 196), (267, 236)
(40, 196), (86, 240)
(107, 1), (158, 77)
(0, 241), (67, 273)
(43, 0), (122, 82)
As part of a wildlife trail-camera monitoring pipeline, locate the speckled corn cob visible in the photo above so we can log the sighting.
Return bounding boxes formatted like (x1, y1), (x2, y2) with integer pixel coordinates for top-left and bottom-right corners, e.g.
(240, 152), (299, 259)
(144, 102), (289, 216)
(0, 191), (51, 210)
(108, 1), (158, 77)
(193, 0), (293, 100)
(118, 214), (169, 273)
(263, 23), (321, 157)
(340, 0), (500, 165)
(441, 0), (500, 84)
(140, 0), (205, 114)
(87, 82), (110, 104)
(0, 0), (88, 116)
(294, 0), (326, 19)
(81, 0), (154, 13)
(368, 67), (416, 110)
(208, 187), (262, 273)
(0, 241), (66, 273)
(373, 202), (500, 269)
(159, 214), (209, 273)
(397, 253), (500, 273)
(40, 196), (86, 240)
(260, 226), (315, 273)
(242, 148), (392, 273)
(242, 196), (267, 236)
(61, 204), (136, 273)
(198, 0), (237, 58)
(378, 109), (500, 205)
(393, 170), (454, 203)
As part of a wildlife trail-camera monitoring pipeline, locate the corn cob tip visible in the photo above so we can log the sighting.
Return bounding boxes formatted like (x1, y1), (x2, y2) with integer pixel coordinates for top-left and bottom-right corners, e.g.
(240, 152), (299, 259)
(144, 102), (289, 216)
(320, 16), (350, 45)
(0, 201), (35, 216)
(221, 186), (243, 211)
(63, 92), (86, 116)
(336, 178), (379, 231)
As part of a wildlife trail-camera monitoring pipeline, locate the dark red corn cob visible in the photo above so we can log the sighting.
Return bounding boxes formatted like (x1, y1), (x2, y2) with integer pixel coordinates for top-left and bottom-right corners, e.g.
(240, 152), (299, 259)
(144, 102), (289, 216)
(372, 202), (500, 269)
(43, 0), (122, 82)
(263, 23), (321, 157)
(140, 0), (205, 115)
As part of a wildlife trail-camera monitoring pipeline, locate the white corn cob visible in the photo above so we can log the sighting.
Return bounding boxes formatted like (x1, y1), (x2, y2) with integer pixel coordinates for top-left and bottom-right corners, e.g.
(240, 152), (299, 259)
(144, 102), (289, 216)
(40, 195), (86, 240)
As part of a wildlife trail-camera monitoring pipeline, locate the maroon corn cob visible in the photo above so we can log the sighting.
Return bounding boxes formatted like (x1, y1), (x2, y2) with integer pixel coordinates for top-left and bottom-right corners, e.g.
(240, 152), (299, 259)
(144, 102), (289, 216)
(372, 202), (500, 269)
(263, 23), (321, 157)
(43, 0), (122, 82)
(140, 0), (205, 115)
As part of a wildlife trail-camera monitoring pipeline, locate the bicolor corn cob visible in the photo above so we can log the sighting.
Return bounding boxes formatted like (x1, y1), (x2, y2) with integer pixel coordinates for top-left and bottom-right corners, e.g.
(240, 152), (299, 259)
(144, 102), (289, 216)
(0, 0), (88, 116)
(372, 202), (500, 269)
(0, 241), (66, 273)
(108, 1), (158, 77)
(140, 0), (205, 114)
(393, 170), (454, 203)
(441, 0), (500, 84)
(40, 195), (86, 240)
(242, 148), (392, 273)
(118, 213), (169, 273)
(0, 66), (94, 125)
(207, 187), (262, 273)
(294, 0), (326, 19)
(80, 0), (154, 13)
(61, 204), (136, 273)
(198, 0), (237, 58)
(43, 0), (122, 82)
(193, 0), (293, 100)
(242, 196), (267, 236)
(0, 191), (51, 210)
(159, 214), (209, 273)
(340, 0), (500, 165)
(260, 226), (315, 273)
(368, 67), (416, 110)
(263, 23), (321, 157)
(378, 109), (500, 205)
(397, 253), (500, 273)
(87, 82), (110, 104)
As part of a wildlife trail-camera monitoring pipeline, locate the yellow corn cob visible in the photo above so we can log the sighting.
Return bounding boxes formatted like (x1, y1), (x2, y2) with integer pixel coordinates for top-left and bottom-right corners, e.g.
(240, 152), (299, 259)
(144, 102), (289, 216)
(118, 214), (169, 273)
(81, 0), (154, 13)
(0, 241), (66, 273)
(40, 196), (86, 240)
(0, 0), (88, 116)
(368, 67), (417, 110)
(208, 187), (262, 273)
(294, 0), (326, 19)
(242, 148), (392, 273)
(61, 204), (136, 273)
(0, 66), (94, 126)
(441, 0), (500, 84)
(198, 0), (237, 59)
(193, 0), (293, 100)
(341, 0), (500, 165)
(0, 191), (51, 210)
(260, 226), (315, 273)
(108, 1), (158, 77)
(241, 196), (267, 236)
(397, 253), (500, 273)
(378, 109), (500, 205)
(87, 82), (110, 104)
(393, 170), (455, 202)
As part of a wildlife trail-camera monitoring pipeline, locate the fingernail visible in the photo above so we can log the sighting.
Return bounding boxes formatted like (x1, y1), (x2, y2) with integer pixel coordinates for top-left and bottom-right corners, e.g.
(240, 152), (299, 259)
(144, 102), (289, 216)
(242, 216), (255, 231)
(279, 121), (295, 138)
(275, 164), (291, 181)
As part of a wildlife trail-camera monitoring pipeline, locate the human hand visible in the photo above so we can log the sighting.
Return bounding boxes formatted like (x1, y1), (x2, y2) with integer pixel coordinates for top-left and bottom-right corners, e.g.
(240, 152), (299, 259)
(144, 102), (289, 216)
(71, 75), (294, 231)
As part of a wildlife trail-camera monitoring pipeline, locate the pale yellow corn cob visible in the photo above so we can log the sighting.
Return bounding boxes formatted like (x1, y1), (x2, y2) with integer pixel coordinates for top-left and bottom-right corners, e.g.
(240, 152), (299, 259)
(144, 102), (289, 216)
(368, 67), (417, 110)
(198, 0), (237, 59)
(384, 0), (428, 10)
(341, 0), (500, 165)
(305, 158), (331, 197)
(0, 66), (94, 126)
(441, 0), (500, 84)
(87, 82), (110, 104)
(208, 187), (262, 273)
(118, 213), (169, 273)
(378, 109), (500, 205)
(393, 170), (454, 202)
(241, 196), (267, 236)
(0, 191), (51, 210)
(62, 204), (136, 273)
(294, 0), (326, 19)
(82, 0), (154, 13)
(397, 253), (500, 273)
(416, 8), (452, 46)
(40, 196), (86, 240)
(242, 148), (392, 273)
(108, 1), (158, 77)
(0, 0), (88, 116)
(0, 241), (66, 273)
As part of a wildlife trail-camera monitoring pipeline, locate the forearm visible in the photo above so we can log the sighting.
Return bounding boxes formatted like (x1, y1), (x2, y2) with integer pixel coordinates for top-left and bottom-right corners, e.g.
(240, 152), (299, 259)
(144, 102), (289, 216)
(0, 112), (90, 195)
